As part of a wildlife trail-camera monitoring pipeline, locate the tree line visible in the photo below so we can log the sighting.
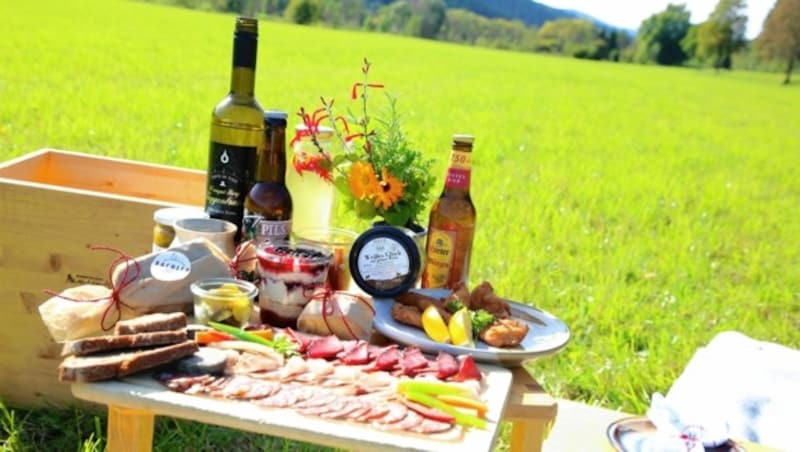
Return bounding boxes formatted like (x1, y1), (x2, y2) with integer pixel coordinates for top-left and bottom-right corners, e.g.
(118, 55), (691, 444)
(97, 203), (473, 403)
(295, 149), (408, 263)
(143, 0), (800, 83)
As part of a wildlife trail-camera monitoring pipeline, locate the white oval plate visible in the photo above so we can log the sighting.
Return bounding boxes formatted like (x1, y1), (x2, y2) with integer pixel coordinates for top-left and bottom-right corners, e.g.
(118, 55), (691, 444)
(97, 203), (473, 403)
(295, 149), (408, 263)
(373, 288), (570, 367)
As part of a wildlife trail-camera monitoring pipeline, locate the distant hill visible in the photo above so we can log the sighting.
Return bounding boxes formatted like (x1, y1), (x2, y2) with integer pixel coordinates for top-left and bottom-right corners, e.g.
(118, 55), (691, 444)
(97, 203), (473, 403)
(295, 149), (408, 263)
(443, 0), (614, 29)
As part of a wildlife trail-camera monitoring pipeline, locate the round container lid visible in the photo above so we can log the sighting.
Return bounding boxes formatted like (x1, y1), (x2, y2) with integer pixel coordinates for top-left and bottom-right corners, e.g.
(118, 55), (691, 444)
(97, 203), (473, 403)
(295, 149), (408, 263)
(349, 225), (421, 298)
(153, 207), (209, 226)
(294, 123), (334, 138)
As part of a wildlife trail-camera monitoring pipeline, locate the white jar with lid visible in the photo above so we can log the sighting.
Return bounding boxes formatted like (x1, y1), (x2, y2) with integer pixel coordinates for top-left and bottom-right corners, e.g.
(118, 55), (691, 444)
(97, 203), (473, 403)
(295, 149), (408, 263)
(152, 207), (209, 252)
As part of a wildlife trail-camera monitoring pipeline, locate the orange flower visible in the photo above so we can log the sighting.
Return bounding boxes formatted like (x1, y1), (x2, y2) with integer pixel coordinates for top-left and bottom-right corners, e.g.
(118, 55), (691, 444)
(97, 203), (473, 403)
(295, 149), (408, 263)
(373, 168), (406, 210)
(348, 161), (379, 200)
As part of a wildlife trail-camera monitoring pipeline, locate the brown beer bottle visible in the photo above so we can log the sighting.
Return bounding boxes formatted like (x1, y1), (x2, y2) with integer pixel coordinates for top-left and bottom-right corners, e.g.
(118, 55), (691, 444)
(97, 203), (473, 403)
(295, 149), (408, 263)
(242, 111), (293, 243)
(422, 134), (476, 289)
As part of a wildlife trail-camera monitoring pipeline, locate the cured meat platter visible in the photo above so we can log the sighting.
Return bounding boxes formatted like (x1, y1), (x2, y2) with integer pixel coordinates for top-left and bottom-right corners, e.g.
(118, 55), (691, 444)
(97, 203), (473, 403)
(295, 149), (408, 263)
(72, 365), (512, 451)
(71, 328), (514, 452)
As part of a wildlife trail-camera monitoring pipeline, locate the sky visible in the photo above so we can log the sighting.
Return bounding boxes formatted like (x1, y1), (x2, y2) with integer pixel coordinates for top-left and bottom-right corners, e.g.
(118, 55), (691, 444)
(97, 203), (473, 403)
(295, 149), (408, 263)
(538, 0), (774, 39)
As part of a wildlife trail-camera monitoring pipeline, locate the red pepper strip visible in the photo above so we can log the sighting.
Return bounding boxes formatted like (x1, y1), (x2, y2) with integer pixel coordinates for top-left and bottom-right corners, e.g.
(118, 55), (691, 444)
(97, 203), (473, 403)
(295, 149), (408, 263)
(195, 330), (234, 345)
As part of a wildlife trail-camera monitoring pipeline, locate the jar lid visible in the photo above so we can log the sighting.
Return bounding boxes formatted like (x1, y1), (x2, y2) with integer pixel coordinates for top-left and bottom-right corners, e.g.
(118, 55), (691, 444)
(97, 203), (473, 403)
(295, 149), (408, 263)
(294, 123), (334, 138)
(349, 225), (421, 298)
(153, 207), (209, 226)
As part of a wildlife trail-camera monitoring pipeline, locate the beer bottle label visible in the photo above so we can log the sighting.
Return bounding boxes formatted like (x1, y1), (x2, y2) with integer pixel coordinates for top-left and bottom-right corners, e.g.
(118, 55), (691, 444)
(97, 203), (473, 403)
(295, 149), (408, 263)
(445, 150), (471, 189)
(424, 227), (457, 288)
(242, 215), (291, 243)
(206, 142), (256, 228)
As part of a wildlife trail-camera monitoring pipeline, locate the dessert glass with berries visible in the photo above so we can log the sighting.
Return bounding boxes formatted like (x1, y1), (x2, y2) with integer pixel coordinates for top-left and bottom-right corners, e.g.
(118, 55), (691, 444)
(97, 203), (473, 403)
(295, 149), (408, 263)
(256, 241), (332, 327)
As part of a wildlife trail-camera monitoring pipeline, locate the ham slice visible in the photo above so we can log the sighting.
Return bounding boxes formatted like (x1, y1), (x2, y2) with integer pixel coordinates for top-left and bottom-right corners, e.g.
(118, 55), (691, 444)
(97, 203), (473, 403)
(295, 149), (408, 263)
(284, 328), (315, 353)
(306, 335), (344, 360)
(435, 352), (459, 380)
(363, 345), (399, 372)
(340, 341), (370, 365)
(400, 346), (429, 375)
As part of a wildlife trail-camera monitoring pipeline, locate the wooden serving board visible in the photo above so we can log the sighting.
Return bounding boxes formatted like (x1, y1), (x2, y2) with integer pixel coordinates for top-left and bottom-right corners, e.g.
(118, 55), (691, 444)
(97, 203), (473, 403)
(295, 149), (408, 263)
(72, 365), (513, 452)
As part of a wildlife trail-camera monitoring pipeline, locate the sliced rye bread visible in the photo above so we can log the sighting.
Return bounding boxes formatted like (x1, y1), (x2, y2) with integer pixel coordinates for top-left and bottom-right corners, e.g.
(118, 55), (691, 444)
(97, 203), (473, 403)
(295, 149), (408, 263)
(114, 312), (187, 335)
(59, 341), (199, 383)
(61, 329), (188, 357)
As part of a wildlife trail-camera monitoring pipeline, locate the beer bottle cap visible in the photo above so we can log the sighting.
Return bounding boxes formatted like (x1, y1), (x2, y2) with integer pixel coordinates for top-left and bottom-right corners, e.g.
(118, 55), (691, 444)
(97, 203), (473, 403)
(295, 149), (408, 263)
(453, 134), (474, 144)
(264, 110), (288, 126)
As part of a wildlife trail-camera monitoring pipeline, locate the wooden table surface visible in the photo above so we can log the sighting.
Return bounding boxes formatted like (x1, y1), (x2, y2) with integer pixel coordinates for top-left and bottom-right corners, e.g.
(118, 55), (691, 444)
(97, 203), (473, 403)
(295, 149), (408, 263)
(71, 365), (557, 452)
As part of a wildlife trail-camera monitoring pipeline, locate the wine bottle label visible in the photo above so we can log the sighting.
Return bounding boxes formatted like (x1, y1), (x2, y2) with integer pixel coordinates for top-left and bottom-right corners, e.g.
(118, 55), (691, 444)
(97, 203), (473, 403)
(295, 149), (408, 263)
(206, 142), (256, 229)
(445, 150), (471, 189)
(423, 227), (457, 288)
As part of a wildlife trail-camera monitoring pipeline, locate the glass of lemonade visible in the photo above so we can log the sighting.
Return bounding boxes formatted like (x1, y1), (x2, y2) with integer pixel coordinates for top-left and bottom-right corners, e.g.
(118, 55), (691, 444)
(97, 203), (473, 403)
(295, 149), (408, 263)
(286, 124), (336, 231)
(293, 227), (358, 291)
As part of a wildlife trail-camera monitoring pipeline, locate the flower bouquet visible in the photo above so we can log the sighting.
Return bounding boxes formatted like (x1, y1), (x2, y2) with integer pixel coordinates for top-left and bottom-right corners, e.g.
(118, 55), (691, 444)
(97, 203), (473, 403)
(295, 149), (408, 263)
(292, 59), (437, 229)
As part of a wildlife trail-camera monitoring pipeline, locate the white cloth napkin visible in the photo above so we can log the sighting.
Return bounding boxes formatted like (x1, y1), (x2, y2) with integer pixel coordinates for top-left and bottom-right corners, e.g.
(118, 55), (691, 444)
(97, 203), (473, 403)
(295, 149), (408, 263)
(646, 331), (800, 450)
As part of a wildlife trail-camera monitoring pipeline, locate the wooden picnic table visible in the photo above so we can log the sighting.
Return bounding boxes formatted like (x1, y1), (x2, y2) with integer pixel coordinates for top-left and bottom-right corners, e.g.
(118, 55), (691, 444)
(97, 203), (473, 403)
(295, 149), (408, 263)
(71, 365), (556, 452)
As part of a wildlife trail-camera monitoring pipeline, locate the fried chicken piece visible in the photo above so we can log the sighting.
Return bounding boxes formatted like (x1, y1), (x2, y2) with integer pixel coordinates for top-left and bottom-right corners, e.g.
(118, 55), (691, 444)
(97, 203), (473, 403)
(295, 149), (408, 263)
(479, 318), (529, 348)
(396, 291), (439, 311)
(391, 303), (423, 329)
(445, 281), (471, 309)
(469, 281), (511, 319)
(395, 291), (452, 322)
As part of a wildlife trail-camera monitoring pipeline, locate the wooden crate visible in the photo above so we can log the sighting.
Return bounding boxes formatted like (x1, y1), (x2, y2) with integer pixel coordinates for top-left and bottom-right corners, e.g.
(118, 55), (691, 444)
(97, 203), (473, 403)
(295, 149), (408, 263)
(0, 149), (206, 407)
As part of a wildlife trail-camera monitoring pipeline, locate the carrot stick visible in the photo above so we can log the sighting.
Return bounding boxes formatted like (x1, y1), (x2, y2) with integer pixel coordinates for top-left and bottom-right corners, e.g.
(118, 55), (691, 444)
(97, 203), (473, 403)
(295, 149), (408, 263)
(437, 394), (488, 418)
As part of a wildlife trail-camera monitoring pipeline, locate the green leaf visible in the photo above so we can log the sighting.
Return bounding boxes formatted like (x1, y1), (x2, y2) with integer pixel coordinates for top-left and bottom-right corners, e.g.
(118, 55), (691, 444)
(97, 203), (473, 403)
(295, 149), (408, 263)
(333, 174), (350, 194)
(354, 199), (377, 219)
(382, 207), (410, 227)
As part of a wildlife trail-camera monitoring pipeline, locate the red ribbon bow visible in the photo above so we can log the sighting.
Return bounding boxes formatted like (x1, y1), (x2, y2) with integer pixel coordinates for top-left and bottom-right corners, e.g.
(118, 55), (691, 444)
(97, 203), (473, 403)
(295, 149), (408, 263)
(44, 245), (140, 331)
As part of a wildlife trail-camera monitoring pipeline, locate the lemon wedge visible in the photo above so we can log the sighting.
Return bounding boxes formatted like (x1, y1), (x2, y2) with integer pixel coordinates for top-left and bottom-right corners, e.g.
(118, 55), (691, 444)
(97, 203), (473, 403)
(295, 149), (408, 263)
(448, 308), (474, 347)
(422, 305), (451, 343)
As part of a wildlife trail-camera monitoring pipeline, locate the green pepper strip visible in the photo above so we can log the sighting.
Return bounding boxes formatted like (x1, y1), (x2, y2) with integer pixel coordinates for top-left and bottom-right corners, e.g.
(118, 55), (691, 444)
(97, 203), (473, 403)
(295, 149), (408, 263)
(208, 322), (274, 347)
(404, 390), (487, 430)
(397, 380), (476, 398)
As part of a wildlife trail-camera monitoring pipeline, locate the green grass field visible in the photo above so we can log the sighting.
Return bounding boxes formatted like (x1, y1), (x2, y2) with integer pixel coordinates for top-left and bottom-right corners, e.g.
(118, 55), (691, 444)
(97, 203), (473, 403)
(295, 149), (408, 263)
(2, 0), (799, 450)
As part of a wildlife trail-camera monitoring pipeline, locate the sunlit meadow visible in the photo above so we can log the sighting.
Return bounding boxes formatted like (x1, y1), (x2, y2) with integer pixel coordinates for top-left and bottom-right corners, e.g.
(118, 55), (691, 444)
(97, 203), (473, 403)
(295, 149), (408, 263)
(1, 0), (798, 449)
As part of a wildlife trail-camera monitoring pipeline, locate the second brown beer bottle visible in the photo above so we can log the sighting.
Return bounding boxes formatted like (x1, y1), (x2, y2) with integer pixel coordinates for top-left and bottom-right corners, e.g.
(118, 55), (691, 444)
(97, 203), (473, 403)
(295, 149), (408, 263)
(421, 134), (477, 289)
(242, 110), (293, 243)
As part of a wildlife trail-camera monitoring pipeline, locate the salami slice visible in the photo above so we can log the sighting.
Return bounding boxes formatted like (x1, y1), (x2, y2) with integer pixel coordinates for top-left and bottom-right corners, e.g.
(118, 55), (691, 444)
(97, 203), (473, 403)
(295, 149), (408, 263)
(320, 399), (364, 419)
(293, 391), (338, 409)
(411, 418), (456, 434)
(382, 409), (423, 431)
(372, 402), (408, 425)
(298, 396), (348, 416)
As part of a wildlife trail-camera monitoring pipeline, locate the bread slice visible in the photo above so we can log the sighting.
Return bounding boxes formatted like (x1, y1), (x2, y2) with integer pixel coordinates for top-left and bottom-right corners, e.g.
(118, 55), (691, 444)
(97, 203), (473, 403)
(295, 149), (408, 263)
(61, 330), (188, 357)
(59, 341), (199, 382)
(114, 312), (187, 335)
(118, 341), (198, 377)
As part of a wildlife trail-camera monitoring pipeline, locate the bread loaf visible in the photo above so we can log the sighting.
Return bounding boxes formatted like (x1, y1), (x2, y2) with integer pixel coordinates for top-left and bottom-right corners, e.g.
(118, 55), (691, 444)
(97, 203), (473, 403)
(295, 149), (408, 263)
(297, 292), (375, 340)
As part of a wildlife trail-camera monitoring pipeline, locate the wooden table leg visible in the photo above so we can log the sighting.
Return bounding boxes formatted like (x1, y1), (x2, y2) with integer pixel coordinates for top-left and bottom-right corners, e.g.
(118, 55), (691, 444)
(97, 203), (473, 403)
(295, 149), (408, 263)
(510, 418), (552, 452)
(504, 366), (558, 452)
(107, 405), (155, 452)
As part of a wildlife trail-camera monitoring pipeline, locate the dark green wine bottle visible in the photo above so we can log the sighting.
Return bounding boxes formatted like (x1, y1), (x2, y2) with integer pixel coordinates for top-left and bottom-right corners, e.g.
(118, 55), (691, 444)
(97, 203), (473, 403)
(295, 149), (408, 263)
(205, 16), (265, 237)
